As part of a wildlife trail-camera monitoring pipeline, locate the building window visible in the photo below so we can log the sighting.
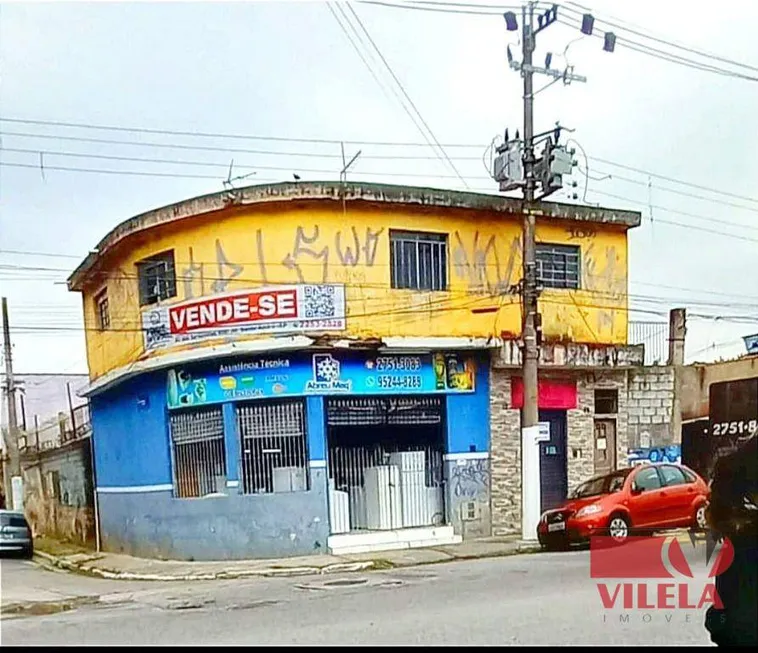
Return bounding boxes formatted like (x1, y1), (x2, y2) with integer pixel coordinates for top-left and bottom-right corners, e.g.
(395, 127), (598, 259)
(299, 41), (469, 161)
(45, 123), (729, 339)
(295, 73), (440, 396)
(137, 250), (177, 306)
(536, 243), (580, 289)
(169, 407), (226, 498)
(95, 289), (110, 330)
(390, 230), (448, 291)
(236, 399), (309, 494)
(595, 389), (618, 414)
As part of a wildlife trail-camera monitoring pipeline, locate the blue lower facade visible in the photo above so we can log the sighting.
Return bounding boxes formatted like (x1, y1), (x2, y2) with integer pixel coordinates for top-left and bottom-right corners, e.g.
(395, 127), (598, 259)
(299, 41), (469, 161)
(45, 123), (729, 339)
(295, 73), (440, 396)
(90, 349), (491, 561)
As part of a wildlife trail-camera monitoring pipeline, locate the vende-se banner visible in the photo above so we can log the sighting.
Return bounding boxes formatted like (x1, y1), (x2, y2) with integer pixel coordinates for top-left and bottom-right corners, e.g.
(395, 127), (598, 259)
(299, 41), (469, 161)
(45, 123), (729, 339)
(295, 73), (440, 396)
(141, 284), (346, 350)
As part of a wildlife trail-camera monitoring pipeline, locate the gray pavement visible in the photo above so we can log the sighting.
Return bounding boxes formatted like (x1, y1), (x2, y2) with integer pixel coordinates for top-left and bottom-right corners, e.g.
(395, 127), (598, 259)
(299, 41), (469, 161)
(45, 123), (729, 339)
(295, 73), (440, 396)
(1, 547), (716, 646)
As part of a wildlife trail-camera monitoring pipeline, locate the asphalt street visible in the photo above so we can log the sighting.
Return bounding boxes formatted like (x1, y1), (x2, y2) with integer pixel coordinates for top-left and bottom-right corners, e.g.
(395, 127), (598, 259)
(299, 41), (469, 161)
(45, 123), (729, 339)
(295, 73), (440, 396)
(1, 547), (716, 646)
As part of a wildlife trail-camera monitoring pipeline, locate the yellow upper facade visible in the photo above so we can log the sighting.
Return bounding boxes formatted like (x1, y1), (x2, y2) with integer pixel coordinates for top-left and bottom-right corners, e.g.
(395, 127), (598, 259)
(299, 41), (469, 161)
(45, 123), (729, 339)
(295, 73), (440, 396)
(68, 182), (641, 382)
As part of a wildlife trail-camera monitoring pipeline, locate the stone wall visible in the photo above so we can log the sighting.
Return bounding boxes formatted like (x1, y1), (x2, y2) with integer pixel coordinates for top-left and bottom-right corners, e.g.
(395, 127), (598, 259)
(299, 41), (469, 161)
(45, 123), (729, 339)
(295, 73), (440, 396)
(566, 372), (629, 491)
(489, 368), (631, 536)
(627, 366), (675, 450)
(489, 369), (521, 536)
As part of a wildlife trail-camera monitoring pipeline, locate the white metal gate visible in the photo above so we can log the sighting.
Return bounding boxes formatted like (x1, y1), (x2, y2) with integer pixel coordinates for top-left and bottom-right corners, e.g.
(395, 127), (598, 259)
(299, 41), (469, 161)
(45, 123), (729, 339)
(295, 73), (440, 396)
(326, 397), (445, 534)
(236, 399), (309, 495)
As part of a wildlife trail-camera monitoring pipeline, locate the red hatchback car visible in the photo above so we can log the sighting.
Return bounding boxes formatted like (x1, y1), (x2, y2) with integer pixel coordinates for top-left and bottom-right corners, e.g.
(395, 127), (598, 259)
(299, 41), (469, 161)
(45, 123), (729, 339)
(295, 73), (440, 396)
(537, 463), (710, 549)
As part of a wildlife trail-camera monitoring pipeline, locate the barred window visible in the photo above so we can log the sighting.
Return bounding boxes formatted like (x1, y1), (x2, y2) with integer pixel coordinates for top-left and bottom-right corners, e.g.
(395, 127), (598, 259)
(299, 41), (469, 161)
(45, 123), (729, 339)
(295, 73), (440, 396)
(390, 230), (448, 291)
(95, 289), (110, 330)
(536, 243), (581, 289)
(236, 399), (309, 494)
(137, 250), (177, 306)
(170, 407), (226, 498)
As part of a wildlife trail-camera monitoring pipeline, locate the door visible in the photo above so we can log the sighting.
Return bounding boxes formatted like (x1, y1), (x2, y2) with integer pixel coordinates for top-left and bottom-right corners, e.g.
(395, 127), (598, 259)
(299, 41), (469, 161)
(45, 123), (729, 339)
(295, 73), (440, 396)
(657, 464), (694, 526)
(628, 466), (665, 528)
(538, 410), (568, 513)
(593, 419), (617, 477)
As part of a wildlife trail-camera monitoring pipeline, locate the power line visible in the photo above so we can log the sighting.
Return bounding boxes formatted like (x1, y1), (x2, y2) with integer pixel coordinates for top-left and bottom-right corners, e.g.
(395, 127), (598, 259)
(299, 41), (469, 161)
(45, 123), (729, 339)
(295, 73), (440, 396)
(0, 116), (479, 149)
(588, 156), (758, 206)
(0, 159), (478, 183)
(361, 1), (758, 82)
(587, 189), (758, 244)
(5, 158), (758, 247)
(3, 255), (758, 318)
(555, 12), (758, 82)
(561, 0), (758, 74)
(7, 127), (758, 208)
(0, 146), (486, 181)
(339, 2), (470, 187)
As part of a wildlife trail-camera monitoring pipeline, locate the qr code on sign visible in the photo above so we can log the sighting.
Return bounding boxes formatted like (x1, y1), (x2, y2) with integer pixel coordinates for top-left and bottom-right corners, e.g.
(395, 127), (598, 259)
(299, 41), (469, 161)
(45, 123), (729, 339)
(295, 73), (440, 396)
(303, 285), (337, 319)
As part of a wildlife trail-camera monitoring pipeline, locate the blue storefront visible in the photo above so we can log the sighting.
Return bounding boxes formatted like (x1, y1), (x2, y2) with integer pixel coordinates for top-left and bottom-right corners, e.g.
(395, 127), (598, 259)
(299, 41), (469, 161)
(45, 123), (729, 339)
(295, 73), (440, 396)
(90, 349), (491, 561)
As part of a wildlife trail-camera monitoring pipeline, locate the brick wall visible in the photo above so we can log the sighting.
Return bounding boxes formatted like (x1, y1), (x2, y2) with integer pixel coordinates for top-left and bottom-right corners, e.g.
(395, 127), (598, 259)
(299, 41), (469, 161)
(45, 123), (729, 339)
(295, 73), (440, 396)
(489, 369), (522, 536)
(627, 367), (675, 449)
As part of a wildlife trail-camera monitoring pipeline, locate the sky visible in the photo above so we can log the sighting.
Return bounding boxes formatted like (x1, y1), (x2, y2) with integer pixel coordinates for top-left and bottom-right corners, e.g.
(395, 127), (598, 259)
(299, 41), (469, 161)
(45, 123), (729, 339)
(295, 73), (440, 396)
(1, 0), (757, 375)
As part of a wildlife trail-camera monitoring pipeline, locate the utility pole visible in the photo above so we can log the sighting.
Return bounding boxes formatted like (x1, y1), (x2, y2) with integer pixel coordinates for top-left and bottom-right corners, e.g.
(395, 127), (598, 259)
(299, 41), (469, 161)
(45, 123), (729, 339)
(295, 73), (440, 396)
(494, 3), (612, 541)
(520, 1), (539, 453)
(2, 296), (22, 510)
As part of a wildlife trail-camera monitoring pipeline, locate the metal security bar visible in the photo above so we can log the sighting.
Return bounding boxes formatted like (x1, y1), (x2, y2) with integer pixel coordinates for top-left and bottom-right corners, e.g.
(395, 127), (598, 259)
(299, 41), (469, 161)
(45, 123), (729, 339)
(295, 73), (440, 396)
(169, 407), (226, 499)
(327, 397), (444, 427)
(328, 444), (445, 532)
(236, 399), (309, 495)
(390, 230), (448, 291)
(535, 243), (580, 289)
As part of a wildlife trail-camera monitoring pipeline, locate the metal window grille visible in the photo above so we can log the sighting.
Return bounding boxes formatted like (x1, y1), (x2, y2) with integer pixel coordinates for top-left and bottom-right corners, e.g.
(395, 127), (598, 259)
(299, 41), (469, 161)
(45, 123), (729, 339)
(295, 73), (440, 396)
(236, 399), (309, 495)
(137, 250), (177, 306)
(390, 230), (448, 291)
(535, 243), (580, 289)
(327, 397), (444, 426)
(169, 407), (226, 498)
(96, 290), (110, 330)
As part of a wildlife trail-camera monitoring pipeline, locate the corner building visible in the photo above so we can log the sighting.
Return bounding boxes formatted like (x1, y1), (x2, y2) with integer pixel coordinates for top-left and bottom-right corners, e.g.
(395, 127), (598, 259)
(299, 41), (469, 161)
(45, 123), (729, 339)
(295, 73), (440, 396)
(69, 181), (642, 560)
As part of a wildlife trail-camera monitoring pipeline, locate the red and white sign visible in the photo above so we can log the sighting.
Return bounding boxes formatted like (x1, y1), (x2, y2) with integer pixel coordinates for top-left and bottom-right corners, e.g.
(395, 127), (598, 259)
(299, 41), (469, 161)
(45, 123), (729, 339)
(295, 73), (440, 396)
(142, 284), (346, 350)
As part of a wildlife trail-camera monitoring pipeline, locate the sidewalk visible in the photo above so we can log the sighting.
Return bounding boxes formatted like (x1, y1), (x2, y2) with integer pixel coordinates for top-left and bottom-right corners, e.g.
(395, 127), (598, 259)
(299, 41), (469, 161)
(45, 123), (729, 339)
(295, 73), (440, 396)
(32, 536), (542, 582)
(27, 528), (704, 584)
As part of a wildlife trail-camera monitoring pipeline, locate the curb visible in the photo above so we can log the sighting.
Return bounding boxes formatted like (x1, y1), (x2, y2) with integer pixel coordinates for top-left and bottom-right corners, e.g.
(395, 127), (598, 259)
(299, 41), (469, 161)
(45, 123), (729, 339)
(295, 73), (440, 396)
(33, 550), (378, 582)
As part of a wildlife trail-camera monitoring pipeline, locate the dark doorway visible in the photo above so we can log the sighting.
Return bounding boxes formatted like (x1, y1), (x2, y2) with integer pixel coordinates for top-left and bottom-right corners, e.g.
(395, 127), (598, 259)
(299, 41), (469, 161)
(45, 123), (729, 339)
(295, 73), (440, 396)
(325, 396), (446, 533)
(538, 409), (568, 512)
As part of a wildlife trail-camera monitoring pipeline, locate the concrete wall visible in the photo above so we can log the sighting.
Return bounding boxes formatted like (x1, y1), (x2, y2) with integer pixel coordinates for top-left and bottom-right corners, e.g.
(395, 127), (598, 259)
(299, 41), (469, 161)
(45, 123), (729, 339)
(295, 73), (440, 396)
(444, 358), (491, 538)
(627, 366), (675, 450)
(90, 369), (332, 560)
(97, 469), (330, 561)
(21, 438), (95, 545)
(680, 355), (758, 421)
(79, 200), (632, 381)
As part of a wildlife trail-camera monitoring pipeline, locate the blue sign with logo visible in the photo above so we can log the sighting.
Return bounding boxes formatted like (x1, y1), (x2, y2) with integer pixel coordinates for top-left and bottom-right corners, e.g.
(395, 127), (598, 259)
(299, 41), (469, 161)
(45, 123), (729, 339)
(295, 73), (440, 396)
(743, 334), (758, 355)
(166, 352), (477, 410)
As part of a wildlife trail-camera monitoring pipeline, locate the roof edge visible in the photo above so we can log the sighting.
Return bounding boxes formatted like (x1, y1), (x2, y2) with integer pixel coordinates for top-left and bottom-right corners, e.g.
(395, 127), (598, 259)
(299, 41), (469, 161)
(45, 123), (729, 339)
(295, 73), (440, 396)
(67, 180), (642, 291)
